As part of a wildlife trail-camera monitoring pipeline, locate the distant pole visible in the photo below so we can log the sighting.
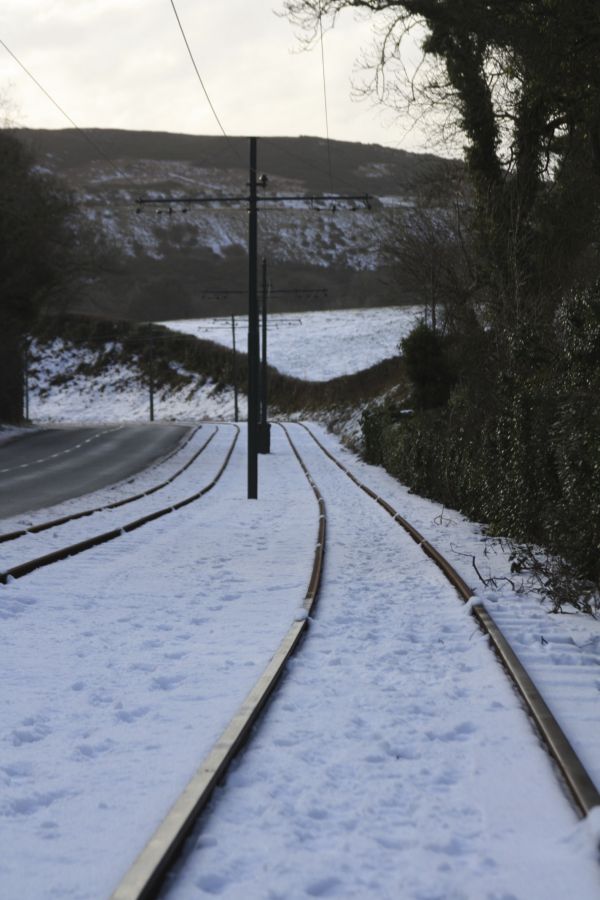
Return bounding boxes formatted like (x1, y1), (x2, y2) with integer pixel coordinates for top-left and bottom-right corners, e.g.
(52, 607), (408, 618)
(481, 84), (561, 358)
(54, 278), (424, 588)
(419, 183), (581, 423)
(22, 340), (29, 421)
(258, 256), (271, 453)
(149, 327), (155, 422)
(261, 257), (268, 425)
(231, 314), (239, 423)
(247, 137), (259, 499)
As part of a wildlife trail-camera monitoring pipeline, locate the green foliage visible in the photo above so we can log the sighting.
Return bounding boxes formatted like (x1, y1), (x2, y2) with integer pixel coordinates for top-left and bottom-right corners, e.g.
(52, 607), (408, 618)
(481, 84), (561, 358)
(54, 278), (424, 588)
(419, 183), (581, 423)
(400, 323), (456, 408)
(0, 131), (76, 422)
(363, 282), (600, 610)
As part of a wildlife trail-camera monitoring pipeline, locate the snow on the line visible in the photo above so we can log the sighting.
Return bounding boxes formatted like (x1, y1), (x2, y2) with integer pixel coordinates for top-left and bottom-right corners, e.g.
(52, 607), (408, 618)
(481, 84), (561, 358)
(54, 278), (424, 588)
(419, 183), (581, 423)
(0, 420), (598, 897)
(306, 423), (600, 799)
(0, 426), (317, 899)
(161, 305), (421, 381)
(163, 424), (600, 900)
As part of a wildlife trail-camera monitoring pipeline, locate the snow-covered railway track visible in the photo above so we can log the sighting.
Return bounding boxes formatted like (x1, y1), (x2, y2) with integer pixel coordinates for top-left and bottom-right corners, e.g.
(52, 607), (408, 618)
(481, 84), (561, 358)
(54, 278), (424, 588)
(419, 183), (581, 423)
(0, 424), (236, 584)
(110, 424), (326, 900)
(300, 422), (600, 820)
(116, 422), (600, 900)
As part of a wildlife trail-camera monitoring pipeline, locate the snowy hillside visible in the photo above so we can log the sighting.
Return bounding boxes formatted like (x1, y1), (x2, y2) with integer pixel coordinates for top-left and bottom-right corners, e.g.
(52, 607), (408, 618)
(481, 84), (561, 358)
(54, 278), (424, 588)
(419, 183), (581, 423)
(16, 130), (456, 319)
(84, 159), (382, 270)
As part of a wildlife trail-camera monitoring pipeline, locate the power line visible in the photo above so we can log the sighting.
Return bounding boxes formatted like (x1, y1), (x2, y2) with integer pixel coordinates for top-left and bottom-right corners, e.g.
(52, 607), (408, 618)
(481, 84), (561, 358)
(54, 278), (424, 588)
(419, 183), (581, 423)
(318, 11), (334, 193)
(0, 37), (127, 180)
(168, 0), (242, 166)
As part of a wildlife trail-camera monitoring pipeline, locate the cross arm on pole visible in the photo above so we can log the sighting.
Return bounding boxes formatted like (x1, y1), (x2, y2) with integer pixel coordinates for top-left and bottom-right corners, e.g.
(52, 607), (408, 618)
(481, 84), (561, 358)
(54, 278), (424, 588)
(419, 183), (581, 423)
(135, 193), (372, 210)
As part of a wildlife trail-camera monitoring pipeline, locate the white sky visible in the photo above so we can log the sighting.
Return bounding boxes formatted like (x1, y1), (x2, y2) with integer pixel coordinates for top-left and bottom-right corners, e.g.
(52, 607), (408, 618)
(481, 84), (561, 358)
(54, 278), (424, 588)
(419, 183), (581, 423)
(0, 0), (428, 151)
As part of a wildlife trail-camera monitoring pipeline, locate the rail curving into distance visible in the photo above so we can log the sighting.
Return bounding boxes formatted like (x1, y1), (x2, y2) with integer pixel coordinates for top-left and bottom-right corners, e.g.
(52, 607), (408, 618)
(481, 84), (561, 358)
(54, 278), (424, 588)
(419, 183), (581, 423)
(299, 422), (600, 819)
(109, 423), (326, 900)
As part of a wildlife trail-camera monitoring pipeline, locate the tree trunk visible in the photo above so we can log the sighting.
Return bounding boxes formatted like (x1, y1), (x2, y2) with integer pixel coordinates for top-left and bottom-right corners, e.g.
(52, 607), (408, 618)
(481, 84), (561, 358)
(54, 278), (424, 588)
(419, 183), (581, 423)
(0, 325), (25, 423)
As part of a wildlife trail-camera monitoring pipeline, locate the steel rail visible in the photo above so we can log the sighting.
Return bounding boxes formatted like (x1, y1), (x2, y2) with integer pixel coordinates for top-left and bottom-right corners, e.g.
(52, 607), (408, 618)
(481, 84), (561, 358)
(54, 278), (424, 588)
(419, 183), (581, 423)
(299, 423), (600, 820)
(109, 423), (326, 900)
(0, 425), (208, 545)
(0, 426), (237, 585)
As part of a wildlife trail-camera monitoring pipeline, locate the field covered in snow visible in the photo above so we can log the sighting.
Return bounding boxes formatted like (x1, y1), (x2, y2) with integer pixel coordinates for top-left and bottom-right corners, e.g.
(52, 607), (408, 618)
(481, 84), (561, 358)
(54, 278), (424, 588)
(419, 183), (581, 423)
(29, 306), (421, 424)
(29, 339), (244, 425)
(162, 305), (421, 381)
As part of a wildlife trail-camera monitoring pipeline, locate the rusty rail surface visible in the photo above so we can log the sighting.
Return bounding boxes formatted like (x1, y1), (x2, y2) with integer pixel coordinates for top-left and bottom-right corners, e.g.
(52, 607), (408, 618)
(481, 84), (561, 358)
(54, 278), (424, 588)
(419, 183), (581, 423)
(300, 422), (600, 819)
(109, 423), (326, 900)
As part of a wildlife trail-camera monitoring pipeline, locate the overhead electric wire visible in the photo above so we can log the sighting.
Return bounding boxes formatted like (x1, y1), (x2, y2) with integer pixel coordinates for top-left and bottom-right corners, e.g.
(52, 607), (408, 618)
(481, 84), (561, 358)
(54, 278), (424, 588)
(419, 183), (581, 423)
(258, 136), (373, 198)
(168, 0), (243, 167)
(0, 37), (127, 180)
(318, 10), (334, 193)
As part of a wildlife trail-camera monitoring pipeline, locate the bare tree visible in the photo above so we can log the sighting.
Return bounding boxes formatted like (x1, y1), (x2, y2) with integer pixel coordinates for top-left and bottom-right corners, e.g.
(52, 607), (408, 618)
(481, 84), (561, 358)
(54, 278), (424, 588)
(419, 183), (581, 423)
(284, 1), (600, 329)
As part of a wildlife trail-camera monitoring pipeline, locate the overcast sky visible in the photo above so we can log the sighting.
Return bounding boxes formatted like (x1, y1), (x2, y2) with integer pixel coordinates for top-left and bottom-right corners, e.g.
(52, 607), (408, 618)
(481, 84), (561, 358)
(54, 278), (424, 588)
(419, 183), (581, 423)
(0, 0), (427, 151)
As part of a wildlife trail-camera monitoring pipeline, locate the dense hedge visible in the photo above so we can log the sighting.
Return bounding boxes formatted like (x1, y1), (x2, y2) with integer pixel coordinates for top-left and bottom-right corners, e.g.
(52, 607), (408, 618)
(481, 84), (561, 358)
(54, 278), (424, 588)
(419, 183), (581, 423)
(362, 285), (600, 607)
(33, 313), (408, 414)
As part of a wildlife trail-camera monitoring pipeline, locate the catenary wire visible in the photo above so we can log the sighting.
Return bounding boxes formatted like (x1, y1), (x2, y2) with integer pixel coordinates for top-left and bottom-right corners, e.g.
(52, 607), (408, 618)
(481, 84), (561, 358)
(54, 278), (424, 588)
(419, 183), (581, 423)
(168, 0), (243, 167)
(318, 10), (334, 193)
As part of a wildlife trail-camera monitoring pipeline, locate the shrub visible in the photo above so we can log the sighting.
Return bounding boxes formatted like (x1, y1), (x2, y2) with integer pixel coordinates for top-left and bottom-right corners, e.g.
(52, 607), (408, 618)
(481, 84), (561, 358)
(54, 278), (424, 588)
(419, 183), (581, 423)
(363, 283), (600, 611)
(400, 323), (456, 409)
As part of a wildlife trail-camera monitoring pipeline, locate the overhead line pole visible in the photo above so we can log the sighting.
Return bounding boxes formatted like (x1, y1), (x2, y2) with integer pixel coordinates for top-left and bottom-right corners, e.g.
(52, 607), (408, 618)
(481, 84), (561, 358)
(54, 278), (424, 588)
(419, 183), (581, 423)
(231, 315), (239, 423)
(259, 257), (270, 454)
(135, 137), (370, 499)
(248, 138), (259, 499)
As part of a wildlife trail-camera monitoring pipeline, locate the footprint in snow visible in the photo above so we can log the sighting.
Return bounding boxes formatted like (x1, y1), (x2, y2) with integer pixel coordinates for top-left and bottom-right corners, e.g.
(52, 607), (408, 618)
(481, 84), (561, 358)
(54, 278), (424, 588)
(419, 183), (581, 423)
(7, 789), (69, 817)
(75, 739), (114, 760)
(39, 819), (59, 840)
(1, 761), (33, 780)
(427, 721), (477, 742)
(305, 876), (341, 896)
(195, 873), (228, 895)
(115, 706), (150, 723)
(11, 717), (51, 747)
(151, 674), (185, 691)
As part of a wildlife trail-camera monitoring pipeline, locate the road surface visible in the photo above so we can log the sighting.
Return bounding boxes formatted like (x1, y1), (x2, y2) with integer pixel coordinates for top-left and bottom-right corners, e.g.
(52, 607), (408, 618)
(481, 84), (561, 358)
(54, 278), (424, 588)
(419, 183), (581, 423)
(0, 423), (191, 519)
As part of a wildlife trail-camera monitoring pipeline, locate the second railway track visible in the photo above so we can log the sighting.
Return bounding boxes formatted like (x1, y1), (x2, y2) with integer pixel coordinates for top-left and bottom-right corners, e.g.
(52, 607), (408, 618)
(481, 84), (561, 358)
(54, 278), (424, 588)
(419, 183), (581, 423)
(0, 424), (237, 583)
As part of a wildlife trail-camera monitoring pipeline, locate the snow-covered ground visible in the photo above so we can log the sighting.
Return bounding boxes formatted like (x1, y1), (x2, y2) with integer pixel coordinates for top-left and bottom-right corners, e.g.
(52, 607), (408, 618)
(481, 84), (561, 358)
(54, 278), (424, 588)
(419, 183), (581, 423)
(4, 317), (599, 897)
(161, 305), (420, 381)
(0, 426), (316, 898)
(28, 306), (419, 424)
(29, 338), (246, 424)
(0, 423), (598, 899)
(163, 425), (600, 900)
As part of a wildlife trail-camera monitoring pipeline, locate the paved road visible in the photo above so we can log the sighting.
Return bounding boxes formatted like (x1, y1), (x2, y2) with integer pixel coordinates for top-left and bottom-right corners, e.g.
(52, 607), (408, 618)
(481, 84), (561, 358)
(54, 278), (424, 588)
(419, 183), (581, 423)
(0, 423), (191, 519)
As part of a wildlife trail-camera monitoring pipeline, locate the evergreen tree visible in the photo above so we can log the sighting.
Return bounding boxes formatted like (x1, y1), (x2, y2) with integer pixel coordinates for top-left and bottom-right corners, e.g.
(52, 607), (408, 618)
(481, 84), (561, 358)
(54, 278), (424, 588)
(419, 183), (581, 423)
(0, 130), (76, 422)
